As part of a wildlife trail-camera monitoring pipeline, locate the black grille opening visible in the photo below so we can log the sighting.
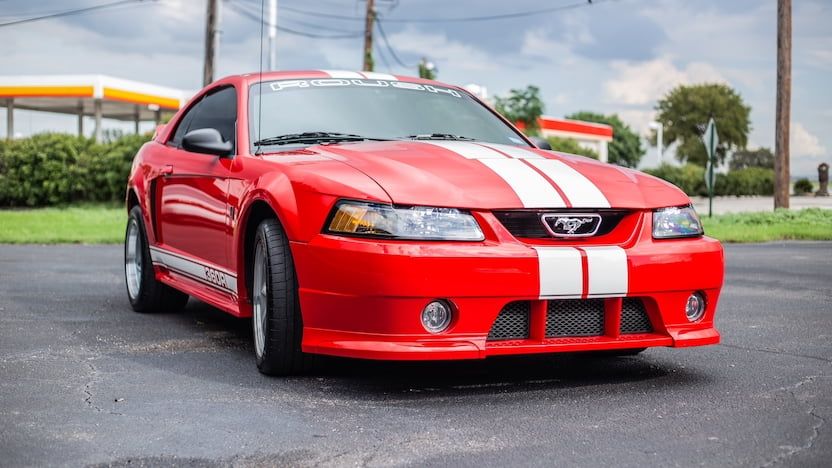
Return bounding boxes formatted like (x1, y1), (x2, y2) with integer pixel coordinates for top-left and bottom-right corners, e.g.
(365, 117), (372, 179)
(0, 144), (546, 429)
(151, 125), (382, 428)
(487, 301), (531, 341)
(492, 210), (628, 239)
(546, 299), (605, 337)
(621, 298), (653, 334)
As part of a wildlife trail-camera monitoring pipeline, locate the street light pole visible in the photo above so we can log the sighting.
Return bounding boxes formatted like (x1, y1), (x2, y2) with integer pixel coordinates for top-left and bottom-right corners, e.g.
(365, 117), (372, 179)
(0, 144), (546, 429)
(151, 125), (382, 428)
(649, 121), (663, 164)
(268, 0), (277, 70)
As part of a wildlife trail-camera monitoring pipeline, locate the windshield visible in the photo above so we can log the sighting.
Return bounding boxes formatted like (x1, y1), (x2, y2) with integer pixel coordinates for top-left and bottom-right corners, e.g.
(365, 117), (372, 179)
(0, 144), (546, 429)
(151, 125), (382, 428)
(248, 78), (530, 150)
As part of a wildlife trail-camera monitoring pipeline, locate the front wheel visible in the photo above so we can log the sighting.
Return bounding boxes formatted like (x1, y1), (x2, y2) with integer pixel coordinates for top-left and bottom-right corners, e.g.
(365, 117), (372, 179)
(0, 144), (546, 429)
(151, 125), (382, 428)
(251, 218), (305, 375)
(124, 206), (189, 313)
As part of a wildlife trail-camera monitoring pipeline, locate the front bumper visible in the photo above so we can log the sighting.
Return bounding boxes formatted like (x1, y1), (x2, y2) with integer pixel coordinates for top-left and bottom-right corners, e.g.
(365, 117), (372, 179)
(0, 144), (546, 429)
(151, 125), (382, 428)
(291, 211), (723, 360)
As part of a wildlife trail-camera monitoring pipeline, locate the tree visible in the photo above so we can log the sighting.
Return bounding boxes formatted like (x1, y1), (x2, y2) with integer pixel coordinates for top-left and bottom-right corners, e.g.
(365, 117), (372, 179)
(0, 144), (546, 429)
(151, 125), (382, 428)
(494, 85), (544, 136)
(729, 147), (774, 171)
(566, 111), (644, 168)
(418, 57), (437, 80)
(546, 137), (598, 159)
(654, 83), (751, 167)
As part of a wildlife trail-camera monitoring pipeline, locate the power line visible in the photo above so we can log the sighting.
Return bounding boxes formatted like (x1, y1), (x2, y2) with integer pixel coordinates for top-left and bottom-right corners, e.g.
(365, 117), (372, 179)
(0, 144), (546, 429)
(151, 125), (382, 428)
(278, 0), (612, 23)
(375, 19), (414, 69)
(233, 0), (363, 35)
(374, 38), (392, 73)
(0, 0), (155, 28)
(227, 2), (363, 39)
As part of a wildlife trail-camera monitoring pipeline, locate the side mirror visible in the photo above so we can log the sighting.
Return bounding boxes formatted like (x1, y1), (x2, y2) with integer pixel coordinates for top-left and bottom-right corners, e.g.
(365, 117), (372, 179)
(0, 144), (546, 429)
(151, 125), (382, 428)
(528, 136), (552, 150)
(182, 128), (233, 156)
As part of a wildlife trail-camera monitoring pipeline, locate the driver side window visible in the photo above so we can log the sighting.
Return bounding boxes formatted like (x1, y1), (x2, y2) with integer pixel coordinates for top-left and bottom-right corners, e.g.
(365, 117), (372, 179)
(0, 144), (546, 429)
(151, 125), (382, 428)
(169, 86), (238, 151)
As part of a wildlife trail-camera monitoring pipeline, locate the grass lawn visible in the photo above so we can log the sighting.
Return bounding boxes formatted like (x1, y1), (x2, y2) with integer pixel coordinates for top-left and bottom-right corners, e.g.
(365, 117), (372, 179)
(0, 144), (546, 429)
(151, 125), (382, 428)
(0, 205), (125, 244)
(701, 208), (832, 243)
(0, 205), (830, 244)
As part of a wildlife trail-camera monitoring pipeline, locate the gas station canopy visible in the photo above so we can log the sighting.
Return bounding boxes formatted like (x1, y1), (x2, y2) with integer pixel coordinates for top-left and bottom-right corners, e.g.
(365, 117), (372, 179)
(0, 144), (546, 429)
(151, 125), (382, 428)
(0, 75), (190, 140)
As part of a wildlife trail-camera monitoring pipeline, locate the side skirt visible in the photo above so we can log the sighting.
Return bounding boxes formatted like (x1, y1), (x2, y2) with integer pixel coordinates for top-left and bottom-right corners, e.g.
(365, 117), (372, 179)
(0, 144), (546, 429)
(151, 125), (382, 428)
(149, 246), (247, 318)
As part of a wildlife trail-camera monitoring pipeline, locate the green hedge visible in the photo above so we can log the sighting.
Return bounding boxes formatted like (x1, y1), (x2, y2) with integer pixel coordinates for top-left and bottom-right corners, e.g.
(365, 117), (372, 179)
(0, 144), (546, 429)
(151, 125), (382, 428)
(0, 133), (149, 207)
(644, 164), (774, 197)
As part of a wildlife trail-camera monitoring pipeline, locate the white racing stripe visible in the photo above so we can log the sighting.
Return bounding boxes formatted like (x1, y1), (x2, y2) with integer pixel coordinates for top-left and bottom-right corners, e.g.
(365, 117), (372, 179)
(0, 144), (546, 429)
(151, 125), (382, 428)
(426, 141), (505, 159)
(479, 143), (544, 159)
(533, 247), (583, 298)
(361, 71), (398, 80)
(149, 247), (238, 295)
(479, 158), (566, 208)
(583, 246), (628, 296)
(320, 70), (364, 79)
(526, 159), (610, 208)
(426, 141), (565, 208)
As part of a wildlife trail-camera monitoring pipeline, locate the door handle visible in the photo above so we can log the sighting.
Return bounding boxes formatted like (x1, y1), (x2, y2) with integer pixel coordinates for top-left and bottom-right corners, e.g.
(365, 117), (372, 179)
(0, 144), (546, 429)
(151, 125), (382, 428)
(161, 165), (174, 176)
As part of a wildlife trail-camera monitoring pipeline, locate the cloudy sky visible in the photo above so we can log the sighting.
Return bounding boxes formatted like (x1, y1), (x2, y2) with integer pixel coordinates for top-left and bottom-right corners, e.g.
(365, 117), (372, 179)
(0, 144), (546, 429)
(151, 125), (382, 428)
(1, 0), (829, 175)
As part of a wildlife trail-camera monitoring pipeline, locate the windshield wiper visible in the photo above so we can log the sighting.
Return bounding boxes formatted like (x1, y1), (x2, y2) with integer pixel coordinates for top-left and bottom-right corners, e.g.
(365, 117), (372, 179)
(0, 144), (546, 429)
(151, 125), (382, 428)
(253, 132), (388, 147)
(400, 133), (476, 141)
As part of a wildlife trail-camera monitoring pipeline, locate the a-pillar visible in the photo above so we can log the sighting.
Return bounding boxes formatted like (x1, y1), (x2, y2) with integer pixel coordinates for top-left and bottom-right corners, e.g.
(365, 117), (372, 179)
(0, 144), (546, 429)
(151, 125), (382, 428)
(5, 98), (13, 141)
(93, 99), (102, 141)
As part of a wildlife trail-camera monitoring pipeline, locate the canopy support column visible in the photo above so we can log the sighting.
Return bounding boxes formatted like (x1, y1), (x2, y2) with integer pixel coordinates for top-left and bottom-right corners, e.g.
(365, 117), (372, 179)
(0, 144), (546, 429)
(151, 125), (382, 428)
(5, 98), (13, 141)
(77, 100), (84, 137)
(134, 105), (140, 134)
(93, 99), (102, 142)
(154, 109), (161, 127)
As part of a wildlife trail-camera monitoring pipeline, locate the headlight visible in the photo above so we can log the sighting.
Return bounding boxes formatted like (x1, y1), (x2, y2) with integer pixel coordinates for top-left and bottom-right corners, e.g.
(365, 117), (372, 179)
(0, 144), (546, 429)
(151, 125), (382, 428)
(652, 205), (703, 239)
(326, 201), (485, 241)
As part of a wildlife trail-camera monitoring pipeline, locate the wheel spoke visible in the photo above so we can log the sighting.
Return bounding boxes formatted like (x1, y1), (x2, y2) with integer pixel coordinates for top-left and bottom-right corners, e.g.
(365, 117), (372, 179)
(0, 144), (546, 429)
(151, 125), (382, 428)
(252, 243), (268, 358)
(125, 219), (143, 300)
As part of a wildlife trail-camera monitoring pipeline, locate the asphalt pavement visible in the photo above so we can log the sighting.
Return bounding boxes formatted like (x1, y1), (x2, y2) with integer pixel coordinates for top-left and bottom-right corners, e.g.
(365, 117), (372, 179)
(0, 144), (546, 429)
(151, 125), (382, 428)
(1, 242), (830, 467)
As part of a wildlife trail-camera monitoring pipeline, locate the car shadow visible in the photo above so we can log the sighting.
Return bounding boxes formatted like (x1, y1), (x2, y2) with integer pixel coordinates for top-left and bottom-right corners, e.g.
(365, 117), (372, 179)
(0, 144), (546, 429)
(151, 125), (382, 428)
(121, 298), (715, 401)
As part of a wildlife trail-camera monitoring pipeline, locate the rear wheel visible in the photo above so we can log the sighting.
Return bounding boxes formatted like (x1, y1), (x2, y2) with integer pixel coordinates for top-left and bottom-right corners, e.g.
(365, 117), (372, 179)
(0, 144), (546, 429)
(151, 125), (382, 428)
(124, 206), (189, 313)
(251, 218), (305, 375)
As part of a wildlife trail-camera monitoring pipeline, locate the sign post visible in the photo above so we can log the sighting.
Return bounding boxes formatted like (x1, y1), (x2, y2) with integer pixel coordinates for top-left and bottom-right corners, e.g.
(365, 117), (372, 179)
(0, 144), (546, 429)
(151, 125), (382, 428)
(702, 118), (719, 218)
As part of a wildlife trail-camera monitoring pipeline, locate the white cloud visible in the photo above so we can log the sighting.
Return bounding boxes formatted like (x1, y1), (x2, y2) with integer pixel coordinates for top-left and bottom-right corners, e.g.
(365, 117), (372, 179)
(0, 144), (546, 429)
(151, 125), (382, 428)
(604, 57), (727, 106)
(388, 27), (496, 72)
(791, 122), (826, 157)
(616, 110), (657, 135)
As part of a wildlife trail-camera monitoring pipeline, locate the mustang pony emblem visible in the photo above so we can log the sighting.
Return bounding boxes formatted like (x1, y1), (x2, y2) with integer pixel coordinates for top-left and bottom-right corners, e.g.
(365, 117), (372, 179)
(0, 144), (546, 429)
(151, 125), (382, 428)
(555, 217), (595, 234)
(541, 213), (603, 237)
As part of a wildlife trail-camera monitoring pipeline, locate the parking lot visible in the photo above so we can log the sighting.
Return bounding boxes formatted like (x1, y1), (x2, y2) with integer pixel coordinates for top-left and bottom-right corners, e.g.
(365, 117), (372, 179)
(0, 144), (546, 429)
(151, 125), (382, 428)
(1, 242), (830, 467)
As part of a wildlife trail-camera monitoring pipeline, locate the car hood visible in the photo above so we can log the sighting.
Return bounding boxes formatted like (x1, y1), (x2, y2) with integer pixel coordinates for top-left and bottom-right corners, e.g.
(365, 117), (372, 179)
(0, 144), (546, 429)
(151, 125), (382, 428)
(295, 140), (689, 210)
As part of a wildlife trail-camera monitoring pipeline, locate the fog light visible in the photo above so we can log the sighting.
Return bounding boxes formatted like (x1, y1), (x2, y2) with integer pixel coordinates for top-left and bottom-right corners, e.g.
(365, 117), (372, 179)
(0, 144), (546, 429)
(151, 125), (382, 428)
(421, 300), (452, 333)
(685, 292), (706, 322)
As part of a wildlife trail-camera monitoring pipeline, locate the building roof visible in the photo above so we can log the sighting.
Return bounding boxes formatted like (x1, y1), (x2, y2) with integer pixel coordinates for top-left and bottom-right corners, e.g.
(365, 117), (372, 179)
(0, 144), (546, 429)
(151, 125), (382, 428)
(0, 74), (189, 121)
(538, 116), (614, 142)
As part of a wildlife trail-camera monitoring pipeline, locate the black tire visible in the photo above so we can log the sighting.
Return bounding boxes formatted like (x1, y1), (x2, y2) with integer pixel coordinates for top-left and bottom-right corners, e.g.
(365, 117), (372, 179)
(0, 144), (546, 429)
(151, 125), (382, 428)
(124, 206), (189, 313)
(251, 218), (305, 376)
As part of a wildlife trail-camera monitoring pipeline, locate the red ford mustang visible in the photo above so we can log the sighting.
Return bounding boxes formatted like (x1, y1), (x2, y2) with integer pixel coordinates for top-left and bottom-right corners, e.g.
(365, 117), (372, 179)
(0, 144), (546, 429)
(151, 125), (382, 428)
(124, 70), (723, 375)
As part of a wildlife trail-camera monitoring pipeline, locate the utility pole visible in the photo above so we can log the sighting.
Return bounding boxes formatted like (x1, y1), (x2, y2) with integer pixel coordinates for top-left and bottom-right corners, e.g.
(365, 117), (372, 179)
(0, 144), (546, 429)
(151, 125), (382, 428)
(774, 0), (791, 209)
(268, 0), (277, 70)
(362, 0), (375, 72)
(203, 0), (221, 86)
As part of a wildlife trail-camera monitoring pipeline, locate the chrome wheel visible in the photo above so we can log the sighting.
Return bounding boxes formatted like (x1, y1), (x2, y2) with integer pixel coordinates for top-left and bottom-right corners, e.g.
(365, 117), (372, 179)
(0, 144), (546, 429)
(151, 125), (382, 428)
(125, 219), (143, 300)
(252, 242), (268, 359)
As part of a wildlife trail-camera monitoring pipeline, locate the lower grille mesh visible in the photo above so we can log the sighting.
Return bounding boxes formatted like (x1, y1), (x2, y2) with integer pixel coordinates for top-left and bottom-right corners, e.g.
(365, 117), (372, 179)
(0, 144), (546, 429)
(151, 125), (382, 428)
(546, 299), (605, 337)
(620, 298), (652, 334)
(487, 301), (530, 341)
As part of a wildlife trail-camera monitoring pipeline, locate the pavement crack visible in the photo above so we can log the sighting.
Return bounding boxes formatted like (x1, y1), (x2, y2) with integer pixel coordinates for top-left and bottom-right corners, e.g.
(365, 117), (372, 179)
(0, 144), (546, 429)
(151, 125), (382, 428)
(718, 343), (832, 363)
(761, 376), (827, 467)
(83, 361), (103, 413)
(81, 359), (123, 416)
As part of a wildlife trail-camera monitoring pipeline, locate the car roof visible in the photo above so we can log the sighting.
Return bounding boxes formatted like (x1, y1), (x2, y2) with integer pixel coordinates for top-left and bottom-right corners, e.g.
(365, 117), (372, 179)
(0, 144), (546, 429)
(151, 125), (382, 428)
(212, 70), (463, 90)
